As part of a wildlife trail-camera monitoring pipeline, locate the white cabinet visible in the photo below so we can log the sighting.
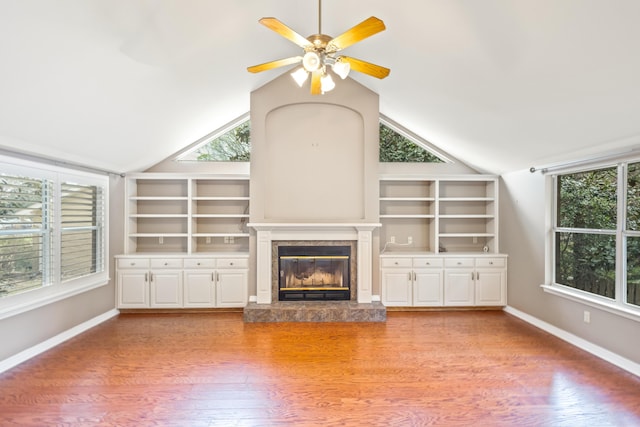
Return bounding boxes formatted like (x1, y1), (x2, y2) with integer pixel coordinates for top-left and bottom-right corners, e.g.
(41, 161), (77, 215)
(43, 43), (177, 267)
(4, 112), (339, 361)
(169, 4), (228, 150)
(149, 258), (183, 308)
(381, 254), (506, 307)
(117, 266), (149, 308)
(117, 257), (183, 308)
(381, 267), (412, 306)
(474, 258), (507, 306)
(183, 270), (216, 307)
(217, 269), (249, 307)
(183, 258), (217, 307)
(444, 256), (507, 306)
(116, 255), (249, 309)
(381, 257), (444, 306)
(150, 269), (183, 307)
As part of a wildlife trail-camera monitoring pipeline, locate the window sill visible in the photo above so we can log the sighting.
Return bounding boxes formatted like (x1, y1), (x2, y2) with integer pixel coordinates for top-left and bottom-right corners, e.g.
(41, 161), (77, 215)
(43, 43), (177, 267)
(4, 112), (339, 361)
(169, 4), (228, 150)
(0, 277), (110, 321)
(541, 284), (640, 323)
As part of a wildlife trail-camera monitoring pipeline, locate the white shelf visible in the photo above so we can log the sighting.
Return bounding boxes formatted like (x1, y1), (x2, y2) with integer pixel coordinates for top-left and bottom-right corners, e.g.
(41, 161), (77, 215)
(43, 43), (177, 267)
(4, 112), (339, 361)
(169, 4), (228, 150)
(130, 214), (188, 218)
(129, 233), (189, 237)
(379, 175), (499, 253)
(380, 214), (435, 219)
(439, 214), (494, 219)
(192, 214), (250, 218)
(125, 174), (250, 254)
(193, 196), (250, 201)
(130, 196), (189, 201)
(439, 233), (495, 237)
(192, 233), (250, 237)
(439, 197), (494, 202)
(380, 197), (435, 202)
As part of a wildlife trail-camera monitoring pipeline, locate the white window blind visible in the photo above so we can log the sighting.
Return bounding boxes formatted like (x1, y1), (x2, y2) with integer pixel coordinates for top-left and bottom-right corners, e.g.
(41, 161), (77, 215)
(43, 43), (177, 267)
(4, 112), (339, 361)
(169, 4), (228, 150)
(0, 174), (52, 297)
(0, 162), (108, 301)
(60, 182), (104, 282)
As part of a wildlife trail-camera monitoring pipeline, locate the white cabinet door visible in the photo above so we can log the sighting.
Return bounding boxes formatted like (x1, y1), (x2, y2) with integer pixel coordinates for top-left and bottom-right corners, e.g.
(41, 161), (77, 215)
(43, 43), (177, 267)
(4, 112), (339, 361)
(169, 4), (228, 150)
(183, 270), (216, 307)
(444, 268), (475, 306)
(117, 270), (149, 308)
(381, 269), (412, 306)
(475, 269), (506, 306)
(413, 269), (444, 306)
(216, 269), (248, 307)
(150, 270), (183, 308)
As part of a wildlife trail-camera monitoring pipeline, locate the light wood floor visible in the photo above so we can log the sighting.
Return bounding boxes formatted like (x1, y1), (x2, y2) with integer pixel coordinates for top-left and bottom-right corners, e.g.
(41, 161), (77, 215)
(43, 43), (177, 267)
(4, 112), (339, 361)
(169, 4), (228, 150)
(1, 311), (639, 426)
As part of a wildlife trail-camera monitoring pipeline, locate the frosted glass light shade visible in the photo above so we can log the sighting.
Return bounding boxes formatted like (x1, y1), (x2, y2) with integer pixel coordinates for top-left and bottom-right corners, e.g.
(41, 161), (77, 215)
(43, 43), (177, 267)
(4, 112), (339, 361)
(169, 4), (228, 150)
(302, 51), (321, 72)
(320, 73), (335, 92)
(332, 60), (350, 79)
(291, 68), (309, 87)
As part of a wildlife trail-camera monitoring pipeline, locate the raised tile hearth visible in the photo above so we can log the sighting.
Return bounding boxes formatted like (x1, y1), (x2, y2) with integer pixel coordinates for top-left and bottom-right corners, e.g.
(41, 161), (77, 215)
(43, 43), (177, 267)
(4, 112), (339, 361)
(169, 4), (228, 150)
(243, 301), (386, 323)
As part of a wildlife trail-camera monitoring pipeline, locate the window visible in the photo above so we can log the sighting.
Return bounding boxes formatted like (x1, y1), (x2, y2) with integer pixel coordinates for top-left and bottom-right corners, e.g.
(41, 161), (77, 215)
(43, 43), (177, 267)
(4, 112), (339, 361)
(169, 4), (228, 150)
(0, 156), (108, 317)
(550, 162), (640, 317)
(178, 117), (251, 162)
(379, 121), (445, 163)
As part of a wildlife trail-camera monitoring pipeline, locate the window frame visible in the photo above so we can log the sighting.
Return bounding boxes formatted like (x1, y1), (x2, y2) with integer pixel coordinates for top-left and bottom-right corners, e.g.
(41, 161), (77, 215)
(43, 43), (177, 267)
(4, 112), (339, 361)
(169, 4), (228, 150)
(0, 155), (109, 320)
(543, 161), (640, 322)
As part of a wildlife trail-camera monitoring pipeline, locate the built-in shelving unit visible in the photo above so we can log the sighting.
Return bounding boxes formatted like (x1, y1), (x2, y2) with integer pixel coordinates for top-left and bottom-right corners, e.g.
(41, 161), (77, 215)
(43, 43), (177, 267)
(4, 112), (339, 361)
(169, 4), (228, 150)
(125, 173), (250, 254)
(379, 175), (498, 253)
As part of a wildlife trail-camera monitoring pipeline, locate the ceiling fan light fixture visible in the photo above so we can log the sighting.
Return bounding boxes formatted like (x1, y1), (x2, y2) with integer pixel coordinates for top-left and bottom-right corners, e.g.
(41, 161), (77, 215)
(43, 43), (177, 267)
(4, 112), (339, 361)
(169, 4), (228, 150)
(302, 51), (321, 72)
(332, 59), (350, 79)
(291, 67), (309, 87)
(320, 73), (335, 93)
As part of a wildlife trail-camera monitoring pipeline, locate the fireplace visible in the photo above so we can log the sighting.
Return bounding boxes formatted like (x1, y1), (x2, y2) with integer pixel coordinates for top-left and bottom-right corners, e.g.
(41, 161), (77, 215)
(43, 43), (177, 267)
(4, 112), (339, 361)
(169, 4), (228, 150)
(245, 224), (386, 322)
(278, 245), (351, 301)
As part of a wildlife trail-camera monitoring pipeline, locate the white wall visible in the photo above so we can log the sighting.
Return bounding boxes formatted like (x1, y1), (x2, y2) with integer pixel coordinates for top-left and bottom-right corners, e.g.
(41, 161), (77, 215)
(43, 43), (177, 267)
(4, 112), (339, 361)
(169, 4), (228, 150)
(249, 72), (380, 225)
(501, 169), (640, 365)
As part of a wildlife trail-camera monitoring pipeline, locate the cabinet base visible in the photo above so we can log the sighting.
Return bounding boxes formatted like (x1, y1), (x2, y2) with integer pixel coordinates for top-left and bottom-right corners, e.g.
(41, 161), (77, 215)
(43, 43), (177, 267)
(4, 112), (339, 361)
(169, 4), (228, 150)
(118, 308), (244, 314)
(386, 306), (505, 312)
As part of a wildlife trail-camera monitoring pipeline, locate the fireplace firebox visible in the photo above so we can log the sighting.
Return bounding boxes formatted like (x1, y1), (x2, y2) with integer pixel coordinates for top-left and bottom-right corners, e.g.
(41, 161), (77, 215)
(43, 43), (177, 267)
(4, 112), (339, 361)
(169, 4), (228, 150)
(278, 245), (351, 301)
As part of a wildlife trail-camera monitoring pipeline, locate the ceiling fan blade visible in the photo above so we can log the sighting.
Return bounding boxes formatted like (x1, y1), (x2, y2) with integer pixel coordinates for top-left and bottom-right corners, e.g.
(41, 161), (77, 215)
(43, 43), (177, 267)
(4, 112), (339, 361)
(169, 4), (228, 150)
(326, 17), (385, 52)
(310, 70), (322, 95)
(340, 56), (390, 79)
(259, 17), (313, 49)
(247, 56), (302, 73)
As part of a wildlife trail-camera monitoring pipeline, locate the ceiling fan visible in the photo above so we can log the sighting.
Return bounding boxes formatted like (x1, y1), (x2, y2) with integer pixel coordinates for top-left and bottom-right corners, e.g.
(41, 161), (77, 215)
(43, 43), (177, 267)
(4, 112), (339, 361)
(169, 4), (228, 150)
(247, 0), (390, 95)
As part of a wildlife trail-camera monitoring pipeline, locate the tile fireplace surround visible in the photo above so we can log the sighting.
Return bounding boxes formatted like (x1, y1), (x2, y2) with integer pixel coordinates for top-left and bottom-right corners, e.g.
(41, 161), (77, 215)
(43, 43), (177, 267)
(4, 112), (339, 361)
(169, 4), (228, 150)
(244, 223), (386, 322)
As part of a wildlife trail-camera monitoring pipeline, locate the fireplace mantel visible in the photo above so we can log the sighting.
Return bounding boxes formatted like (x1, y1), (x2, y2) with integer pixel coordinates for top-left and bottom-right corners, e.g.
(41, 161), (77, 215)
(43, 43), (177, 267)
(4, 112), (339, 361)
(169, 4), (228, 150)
(248, 223), (381, 304)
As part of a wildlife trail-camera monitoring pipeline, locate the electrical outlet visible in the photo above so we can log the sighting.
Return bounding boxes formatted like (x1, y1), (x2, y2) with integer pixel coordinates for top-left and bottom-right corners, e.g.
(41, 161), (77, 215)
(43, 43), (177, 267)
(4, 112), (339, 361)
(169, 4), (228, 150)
(159, 236), (164, 245)
(224, 236), (229, 243)
(583, 310), (591, 323)
(408, 236), (413, 244)
(205, 236), (211, 244)
(229, 236), (234, 244)
(390, 236), (396, 243)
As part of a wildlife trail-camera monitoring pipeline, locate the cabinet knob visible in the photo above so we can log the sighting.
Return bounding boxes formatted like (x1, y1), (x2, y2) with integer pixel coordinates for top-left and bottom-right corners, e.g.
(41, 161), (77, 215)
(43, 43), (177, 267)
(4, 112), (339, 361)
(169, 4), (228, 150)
(164, 262), (168, 266)
(489, 261), (494, 265)
(197, 262), (201, 266)
(394, 262), (399, 265)
(457, 262), (462, 265)
(130, 262), (135, 266)
(230, 262), (234, 266)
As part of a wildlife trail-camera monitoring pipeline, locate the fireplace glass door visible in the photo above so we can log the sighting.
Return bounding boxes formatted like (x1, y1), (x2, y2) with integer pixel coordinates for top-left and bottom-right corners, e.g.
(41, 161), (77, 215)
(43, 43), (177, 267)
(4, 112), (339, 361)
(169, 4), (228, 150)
(278, 246), (350, 301)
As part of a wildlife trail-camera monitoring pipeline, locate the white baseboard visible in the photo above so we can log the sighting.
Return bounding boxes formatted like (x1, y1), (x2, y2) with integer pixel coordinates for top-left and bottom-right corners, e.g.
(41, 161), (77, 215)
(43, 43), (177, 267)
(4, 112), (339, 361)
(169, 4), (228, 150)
(0, 308), (119, 375)
(504, 306), (640, 377)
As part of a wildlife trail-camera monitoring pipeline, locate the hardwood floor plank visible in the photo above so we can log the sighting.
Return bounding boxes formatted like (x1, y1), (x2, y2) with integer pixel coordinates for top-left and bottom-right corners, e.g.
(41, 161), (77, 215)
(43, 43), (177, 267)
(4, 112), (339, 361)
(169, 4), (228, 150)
(0, 311), (638, 426)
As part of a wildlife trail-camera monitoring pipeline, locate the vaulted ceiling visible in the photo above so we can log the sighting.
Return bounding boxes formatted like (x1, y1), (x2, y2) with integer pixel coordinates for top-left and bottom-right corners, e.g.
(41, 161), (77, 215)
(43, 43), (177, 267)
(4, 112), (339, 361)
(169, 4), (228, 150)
(1, 1), (639, 174)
